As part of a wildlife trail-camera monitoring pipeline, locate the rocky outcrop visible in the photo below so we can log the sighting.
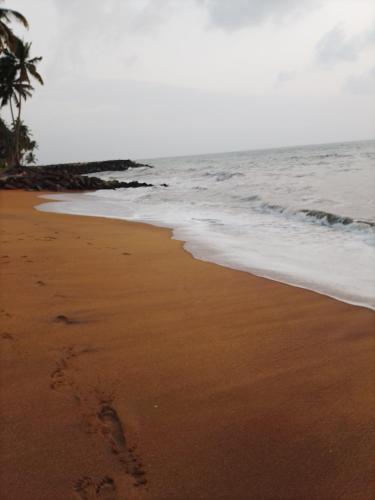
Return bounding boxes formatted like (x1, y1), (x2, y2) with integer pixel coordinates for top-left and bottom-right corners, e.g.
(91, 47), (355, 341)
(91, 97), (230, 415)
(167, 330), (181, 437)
(36, 159), (152, 175)
(0, 164), (153, 191)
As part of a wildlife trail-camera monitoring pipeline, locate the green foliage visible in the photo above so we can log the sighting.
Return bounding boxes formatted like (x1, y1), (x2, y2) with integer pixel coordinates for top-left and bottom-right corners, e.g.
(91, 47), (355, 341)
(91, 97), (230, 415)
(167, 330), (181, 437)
(17, 121), (38, 164)
(0, 4), (42, 168)
(0, 115), (12, 168)
(0, 116), (37, 167)
(0, 1), (28, 54)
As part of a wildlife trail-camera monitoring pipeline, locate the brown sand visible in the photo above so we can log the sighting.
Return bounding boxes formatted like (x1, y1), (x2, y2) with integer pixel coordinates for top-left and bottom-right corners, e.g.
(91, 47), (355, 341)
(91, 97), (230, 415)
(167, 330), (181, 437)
(0, 190), (374, 500)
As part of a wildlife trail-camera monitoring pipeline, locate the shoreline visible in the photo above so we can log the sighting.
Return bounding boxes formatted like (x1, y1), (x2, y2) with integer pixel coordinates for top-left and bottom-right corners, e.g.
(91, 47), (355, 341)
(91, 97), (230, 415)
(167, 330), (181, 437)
(37, 192), (375, 311)
(1, 190), (374, 499)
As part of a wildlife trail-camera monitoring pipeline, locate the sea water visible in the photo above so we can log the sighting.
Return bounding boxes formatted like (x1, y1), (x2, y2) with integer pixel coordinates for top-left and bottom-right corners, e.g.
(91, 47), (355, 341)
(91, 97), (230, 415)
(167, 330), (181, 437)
(37, 140), (375, 310)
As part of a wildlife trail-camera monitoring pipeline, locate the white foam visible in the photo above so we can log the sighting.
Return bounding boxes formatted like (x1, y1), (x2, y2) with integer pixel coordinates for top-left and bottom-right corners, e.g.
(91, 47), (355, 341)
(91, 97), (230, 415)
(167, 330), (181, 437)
(36, 140), (375, 311)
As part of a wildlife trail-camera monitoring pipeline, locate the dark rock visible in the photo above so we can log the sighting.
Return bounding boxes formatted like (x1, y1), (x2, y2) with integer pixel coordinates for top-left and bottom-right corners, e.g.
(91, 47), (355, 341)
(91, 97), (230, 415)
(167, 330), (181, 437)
(0, 161), (155, 192)
(5, 159), (152, 177)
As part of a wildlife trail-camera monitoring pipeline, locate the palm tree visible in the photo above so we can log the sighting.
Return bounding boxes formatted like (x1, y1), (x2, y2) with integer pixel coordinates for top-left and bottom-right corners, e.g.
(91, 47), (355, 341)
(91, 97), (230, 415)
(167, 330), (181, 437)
(0, 47), (35, 166)
(0, 116), (38, 168)
(0, 1), (28, 53)
(0, 48), (18, 165)
(17, 121), (38, 164)
(0, 114), (12, 168)
(0, 48), (18, 123)
(0, 41), (43, 165)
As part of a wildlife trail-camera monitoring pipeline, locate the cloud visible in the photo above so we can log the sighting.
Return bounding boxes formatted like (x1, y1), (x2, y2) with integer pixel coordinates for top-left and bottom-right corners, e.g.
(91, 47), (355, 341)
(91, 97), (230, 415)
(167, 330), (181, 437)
(316, 26), (362, 65)
(316, 24), (375, 66)
(47, 0), (186, 77)
(54, 0), (180, 35)
(274, 70), (295, 88)
(9, 0), (375, 164)
(197, 0), (316, 30)
(26, 75), (375, 164)
(345, 66), (375, 95)
(52, 0), (318, 35)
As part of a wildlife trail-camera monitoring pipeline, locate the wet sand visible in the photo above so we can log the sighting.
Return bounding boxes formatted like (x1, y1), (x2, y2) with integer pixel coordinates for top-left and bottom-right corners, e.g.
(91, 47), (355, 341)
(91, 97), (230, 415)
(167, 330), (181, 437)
(0, 190), (374, 500)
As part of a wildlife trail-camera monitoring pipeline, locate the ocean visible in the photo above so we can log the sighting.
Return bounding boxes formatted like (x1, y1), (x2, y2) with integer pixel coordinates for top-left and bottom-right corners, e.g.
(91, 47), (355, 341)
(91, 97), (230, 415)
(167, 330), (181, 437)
(37, 139), (375, 310)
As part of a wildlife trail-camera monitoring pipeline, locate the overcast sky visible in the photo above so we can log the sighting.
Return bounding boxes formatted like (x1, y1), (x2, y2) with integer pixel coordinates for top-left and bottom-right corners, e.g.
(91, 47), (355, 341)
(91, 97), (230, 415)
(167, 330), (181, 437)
(5, 0), (375, 163)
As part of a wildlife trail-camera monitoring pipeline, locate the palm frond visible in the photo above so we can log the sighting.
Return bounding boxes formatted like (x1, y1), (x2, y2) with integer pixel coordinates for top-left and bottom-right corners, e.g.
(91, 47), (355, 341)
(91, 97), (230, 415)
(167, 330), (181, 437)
(28, 56), (42, 64)
(0, 8), (28, 28)
(0, 19), (22, 52)
(27, 64), (43, 85)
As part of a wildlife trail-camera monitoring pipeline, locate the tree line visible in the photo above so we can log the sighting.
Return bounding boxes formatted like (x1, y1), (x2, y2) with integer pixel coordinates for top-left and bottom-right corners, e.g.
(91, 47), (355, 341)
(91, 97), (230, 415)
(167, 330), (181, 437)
(0, 1), (43, 169)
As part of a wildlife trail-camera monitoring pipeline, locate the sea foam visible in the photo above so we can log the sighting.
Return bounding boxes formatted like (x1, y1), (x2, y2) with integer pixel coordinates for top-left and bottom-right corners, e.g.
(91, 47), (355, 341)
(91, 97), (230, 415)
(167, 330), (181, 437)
(37, 140), (375, 310)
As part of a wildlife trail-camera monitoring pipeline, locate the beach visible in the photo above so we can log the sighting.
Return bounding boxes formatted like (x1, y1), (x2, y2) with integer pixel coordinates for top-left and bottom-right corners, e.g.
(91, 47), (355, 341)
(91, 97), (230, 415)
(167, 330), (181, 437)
(0, 189), (374, 499)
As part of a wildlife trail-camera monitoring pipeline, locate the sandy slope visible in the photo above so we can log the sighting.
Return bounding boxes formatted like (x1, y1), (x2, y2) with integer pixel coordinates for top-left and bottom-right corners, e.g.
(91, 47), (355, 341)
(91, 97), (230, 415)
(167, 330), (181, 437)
(0, 190), (374, 500)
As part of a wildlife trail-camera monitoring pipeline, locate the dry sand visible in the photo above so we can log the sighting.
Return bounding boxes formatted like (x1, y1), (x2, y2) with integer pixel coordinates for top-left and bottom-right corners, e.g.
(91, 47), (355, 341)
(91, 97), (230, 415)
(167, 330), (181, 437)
(0, 190), (374, 500)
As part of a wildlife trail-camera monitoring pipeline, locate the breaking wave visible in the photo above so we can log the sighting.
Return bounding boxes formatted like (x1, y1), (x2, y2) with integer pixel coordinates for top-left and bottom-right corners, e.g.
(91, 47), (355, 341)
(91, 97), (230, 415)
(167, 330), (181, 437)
(37, 139), (375, 310)
(246, 197), (375, 236)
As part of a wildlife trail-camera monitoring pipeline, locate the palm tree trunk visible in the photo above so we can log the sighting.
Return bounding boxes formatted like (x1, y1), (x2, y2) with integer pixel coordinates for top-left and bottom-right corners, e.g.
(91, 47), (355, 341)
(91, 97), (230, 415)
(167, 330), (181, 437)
(9, 99), (15, 127)
(14, 91), (22, 166)
(8, 98), (16, 168)
(8, 98), (16, 167)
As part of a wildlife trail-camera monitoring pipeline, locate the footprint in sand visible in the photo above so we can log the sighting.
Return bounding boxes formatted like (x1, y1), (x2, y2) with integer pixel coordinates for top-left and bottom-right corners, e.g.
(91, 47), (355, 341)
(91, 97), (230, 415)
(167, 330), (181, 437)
(50, 346), (76, 390)
(97, 403), (147, 486)
(98, 405), (126, 453)
(50, 358), (68, 390)
(74, 476), (117, 500)
(1, 332), (14, 340)
(50, 345), (97, 391)
(54, 314), (80, 325)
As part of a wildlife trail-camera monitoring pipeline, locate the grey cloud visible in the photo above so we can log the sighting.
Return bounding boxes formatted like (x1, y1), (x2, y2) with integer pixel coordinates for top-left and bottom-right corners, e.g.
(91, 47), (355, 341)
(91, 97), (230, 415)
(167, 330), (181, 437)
(316, 26), (362, 65)
(316, 24), (375, 67)
(54, 0), (179, 34)
(198, 0), (316, 30)
(48, 1), (146, 77)
(274, 70), (295, 88)
(131, 0), (180, 32)
(122, 55), (138, 67)
(345, 66), (375, 95)
(49, 0), (181, 74)
(11, 0), (375, 165)
(53, 0), (317, 33)
(26, 76), (375, 164)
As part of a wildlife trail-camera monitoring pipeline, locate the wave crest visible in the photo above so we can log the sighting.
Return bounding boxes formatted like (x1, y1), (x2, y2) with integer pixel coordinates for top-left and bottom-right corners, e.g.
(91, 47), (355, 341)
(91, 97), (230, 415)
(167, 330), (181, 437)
(247, 197), (375, 235)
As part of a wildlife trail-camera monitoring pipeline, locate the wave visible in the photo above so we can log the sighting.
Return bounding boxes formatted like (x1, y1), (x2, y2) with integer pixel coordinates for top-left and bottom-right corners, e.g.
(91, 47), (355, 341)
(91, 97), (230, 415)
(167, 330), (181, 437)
(241, 195), (261, 202)
(297, 209), (375, 229)
(203, 171), (245, 181)
(290, 153), (354, 161)
(246, 197), (375, 235)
